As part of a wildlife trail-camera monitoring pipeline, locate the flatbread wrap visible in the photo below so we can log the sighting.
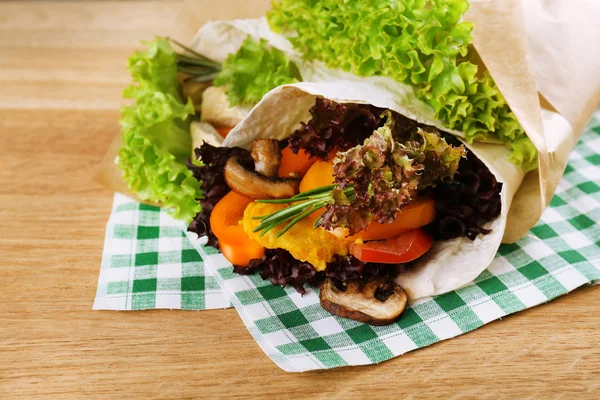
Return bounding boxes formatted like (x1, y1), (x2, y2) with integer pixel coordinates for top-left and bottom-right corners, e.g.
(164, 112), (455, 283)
(187, 80), (524, 323)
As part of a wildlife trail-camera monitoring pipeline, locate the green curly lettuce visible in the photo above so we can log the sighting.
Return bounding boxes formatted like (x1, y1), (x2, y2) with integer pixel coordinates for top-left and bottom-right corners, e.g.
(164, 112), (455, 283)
(118, 38), (201, 222)
(214, 36), (300, 106)
(267, 0), (538, 171)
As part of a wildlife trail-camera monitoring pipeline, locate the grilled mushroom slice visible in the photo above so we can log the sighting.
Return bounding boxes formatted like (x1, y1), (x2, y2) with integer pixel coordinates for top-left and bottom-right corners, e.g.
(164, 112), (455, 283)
(251, 139), (281, 178)
(320, 277), (408, 326)
(224, 156), (300, 199)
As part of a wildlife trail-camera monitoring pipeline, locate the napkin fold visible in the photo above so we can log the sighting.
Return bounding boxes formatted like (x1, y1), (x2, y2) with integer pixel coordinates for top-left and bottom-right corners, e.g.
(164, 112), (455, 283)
(95, 112), (600, 371)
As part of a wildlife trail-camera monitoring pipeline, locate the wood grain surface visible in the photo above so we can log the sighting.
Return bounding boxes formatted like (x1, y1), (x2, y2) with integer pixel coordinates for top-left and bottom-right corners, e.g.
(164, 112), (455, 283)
(1, 1), (598, 398)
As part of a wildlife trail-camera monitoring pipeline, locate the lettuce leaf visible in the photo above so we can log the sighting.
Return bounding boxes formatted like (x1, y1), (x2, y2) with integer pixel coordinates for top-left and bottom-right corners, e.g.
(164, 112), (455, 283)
(118, 38), (201, 222)
(186, 142), (254, 248)
(425, 147), (503, 241)
(323, 111), (465, 234)
(267, 0), (538, 171)
(288, 97), (384, 159)
(214, 36), (300, 106)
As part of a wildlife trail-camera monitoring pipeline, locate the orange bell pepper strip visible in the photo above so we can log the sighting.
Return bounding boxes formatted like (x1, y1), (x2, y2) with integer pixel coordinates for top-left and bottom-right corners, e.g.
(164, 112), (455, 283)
(278, 147), (317, 178)
(210, 191), (254, 244)
(299, 160), (335, 223)
(216, 126), (234, 138)
(326, 149), (339, 161)
(219, 239), (265, 266)
(210, 191), (265, 265)
(299, 160), (335, 193)
(355, 198), (436, 241)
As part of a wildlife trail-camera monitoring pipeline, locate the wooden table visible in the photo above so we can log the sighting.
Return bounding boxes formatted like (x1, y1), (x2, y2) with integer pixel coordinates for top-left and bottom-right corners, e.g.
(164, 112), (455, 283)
(1, 1), (598, 398)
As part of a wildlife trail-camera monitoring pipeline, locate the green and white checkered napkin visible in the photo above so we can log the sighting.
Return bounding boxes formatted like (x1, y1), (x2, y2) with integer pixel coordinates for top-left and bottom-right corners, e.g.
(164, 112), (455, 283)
(95, 111), (600, 372)
(93, 193), (229, 310)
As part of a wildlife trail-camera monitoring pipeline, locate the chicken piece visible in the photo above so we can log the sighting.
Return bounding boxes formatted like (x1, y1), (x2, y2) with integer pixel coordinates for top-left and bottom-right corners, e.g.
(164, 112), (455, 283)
(200, 86), (251, 128)
(190, 121), (223, 158)
(178, 72), (211, 112)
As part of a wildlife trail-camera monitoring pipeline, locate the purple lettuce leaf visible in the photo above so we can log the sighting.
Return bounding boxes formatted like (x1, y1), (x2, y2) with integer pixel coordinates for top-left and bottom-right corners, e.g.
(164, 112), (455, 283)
(186, 142), (252, 248)
(287, 97), (384, 159)
(235, 249), (396, 295)
(323, 111), (465, 234)
(424, 145), (503, 240)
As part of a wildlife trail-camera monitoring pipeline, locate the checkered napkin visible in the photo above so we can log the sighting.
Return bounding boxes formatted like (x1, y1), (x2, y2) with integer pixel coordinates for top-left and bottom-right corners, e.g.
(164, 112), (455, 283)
(93, 193), (230, 310)
(185, 112), (600, 372)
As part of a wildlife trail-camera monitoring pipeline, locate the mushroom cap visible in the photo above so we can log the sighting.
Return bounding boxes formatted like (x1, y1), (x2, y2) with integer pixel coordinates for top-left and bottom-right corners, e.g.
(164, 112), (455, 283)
(251, 139), (281, 178)
(224, 156), (300, 199)
(320, 277), (408, 326)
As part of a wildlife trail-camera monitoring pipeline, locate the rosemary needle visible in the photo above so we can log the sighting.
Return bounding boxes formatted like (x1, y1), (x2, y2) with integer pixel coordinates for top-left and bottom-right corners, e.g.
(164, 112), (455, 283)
(168, 37), (222, 81)
(256, 185), (335, 204)
(252, 198), (323, 233)
(169, 38), (221, 69)
(276, 207), (319, 238)
(251, 184), (355, 237)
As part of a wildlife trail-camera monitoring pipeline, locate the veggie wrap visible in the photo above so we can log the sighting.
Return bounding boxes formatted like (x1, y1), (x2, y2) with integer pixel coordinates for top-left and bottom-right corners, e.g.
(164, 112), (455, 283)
(217, 80), (525, 299)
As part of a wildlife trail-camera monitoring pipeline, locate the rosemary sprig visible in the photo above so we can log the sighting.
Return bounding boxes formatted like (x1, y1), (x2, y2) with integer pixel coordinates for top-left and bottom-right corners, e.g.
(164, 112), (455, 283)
(168, 37), (221, 82)
(252, 185), (355, 238)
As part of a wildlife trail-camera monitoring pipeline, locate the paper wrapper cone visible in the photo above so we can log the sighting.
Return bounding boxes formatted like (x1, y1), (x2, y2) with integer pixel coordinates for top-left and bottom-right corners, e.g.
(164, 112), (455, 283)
(95, 0), (600, 243)
(93, 134), (157, 205)
(466, 0), (600, 241)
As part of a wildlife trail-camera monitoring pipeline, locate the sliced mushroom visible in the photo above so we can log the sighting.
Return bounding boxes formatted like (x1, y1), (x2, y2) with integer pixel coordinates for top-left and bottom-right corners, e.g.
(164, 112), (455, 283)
(251, 139), (281, 178)
(320, 277), (408, 326)
(224, 156), (300, 199)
